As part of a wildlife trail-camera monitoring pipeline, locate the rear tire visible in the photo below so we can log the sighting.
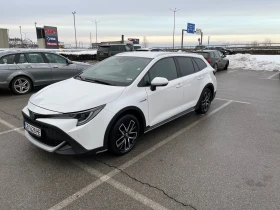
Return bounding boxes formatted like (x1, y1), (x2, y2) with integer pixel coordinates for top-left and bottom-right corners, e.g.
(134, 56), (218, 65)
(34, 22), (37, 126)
(108, 114), (140, 155)
(195, 88), (212, 114)
(11, 76), (32, 95)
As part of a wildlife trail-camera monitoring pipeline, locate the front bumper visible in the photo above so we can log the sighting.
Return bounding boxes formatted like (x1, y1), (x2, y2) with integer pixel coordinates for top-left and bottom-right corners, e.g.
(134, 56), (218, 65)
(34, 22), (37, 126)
(22, 104), (114, 155)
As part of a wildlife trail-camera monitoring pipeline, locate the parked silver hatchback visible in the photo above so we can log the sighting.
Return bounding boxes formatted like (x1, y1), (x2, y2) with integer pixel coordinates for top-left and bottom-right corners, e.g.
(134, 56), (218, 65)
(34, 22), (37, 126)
(0, 51), (90, 94)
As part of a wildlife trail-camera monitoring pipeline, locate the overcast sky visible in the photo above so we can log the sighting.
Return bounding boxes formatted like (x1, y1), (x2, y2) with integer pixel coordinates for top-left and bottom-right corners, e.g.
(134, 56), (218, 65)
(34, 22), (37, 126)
(1, 0), (280, 47)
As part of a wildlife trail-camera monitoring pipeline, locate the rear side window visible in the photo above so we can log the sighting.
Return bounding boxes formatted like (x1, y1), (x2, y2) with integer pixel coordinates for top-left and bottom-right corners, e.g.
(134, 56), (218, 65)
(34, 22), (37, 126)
(175, 57), (195, 76)
(25, 53), (44, 63)
(0, 54), (16, 64)
(18, 54), (28, 63)
(196, 52), (209, 59)
(149, 58), (177, 81)
(210, 52), (215, 58)
(118, 46), (126, 51)
(193, 58), (207, 71)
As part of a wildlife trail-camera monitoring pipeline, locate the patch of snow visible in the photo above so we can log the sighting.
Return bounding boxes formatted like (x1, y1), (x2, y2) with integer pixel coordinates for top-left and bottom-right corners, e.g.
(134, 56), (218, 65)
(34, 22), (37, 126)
(227, 54), (280, 71)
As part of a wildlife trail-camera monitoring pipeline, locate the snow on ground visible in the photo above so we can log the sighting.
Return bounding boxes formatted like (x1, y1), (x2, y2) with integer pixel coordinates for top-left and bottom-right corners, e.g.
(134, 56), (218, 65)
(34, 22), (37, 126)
(56, 50), (97, 55)
(228, 54), (280, 71)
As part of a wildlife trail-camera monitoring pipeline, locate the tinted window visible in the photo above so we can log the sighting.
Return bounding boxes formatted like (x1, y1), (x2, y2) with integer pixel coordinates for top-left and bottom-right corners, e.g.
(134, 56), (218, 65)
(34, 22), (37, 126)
(0, 54), (16, 64)
(149, 58), (177, 81)
(138, 73), (150, 87)
(25, 53), (44, 63)
(193, 58), (207, 71)
(118, 46), (126, 51)
(18, 54), (27, 63)
(45, 53), (67, 64)
(195, 52), (209, 59)
(98, 46), (110, 52)
(176, 57), (195, 76)
(214, 51), (221, 58)
(210, 52), (215, 58)
(151, 49), (159, 52)
(191, 59), (200, 72)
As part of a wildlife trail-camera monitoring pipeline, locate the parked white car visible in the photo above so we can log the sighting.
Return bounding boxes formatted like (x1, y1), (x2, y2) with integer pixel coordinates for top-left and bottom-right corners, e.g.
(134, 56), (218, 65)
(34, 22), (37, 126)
(22, 52), (217, 155)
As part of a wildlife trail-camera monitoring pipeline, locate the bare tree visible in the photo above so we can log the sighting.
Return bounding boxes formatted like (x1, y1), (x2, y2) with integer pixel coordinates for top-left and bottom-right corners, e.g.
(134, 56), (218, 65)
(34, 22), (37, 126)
(264, 38), (272, 47)
(142, 36), (149, 48)
(251, 40), (259, 47)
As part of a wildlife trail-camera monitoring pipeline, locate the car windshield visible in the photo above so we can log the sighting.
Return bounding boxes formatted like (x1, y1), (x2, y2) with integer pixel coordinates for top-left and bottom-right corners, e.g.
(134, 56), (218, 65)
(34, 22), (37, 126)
(196, 52), (210, 59)
(79, 56), (152, 86)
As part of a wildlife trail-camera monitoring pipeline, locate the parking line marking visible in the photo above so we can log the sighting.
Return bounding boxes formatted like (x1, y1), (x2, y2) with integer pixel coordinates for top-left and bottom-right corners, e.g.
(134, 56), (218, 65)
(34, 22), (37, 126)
(0, 127), (23, 135)
(215, 98), (250, 105)
(0, 118), (24, 135)
(266, 72), (279, 80)
(49, 101), (232, 210)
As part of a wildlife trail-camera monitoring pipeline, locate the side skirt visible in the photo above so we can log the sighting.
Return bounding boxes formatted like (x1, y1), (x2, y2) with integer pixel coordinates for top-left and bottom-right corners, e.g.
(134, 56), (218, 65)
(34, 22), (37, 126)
(144, 107), (195, 133)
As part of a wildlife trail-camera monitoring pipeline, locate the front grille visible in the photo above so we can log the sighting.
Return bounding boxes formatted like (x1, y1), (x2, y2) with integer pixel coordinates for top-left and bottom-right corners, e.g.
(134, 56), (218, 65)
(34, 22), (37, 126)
(24, 115), (64, 147)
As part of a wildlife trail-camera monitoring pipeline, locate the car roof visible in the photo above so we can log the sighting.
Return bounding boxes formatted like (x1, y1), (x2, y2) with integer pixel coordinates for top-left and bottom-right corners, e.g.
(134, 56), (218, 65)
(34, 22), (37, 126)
(116, 52), (203, 59)
(99, 44), (127, 47)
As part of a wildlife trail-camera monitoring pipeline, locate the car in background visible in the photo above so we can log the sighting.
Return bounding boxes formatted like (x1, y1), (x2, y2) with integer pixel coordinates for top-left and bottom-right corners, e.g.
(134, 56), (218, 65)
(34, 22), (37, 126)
(22, 52), (217, 156)
(205, 47), (234, 55)
(133, 45), (142, 50)
(0, 51), (90, 95)
(136, 48), (164, 52)
(194, 50), (229, 72)
(194, 45), (206, 50)
(96, 44), (133, 61)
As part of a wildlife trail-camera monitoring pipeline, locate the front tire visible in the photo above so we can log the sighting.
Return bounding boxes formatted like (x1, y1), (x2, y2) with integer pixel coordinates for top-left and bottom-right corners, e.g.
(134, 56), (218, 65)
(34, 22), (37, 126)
(224, 62), (229, 70)
(109, 115), (140, 155)
(11, 77), (32, 95)
(196, 88), (212, 114)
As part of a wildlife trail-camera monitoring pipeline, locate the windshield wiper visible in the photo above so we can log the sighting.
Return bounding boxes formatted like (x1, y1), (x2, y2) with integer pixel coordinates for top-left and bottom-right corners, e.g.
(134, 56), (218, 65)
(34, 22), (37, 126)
(84, 78), (113, 86)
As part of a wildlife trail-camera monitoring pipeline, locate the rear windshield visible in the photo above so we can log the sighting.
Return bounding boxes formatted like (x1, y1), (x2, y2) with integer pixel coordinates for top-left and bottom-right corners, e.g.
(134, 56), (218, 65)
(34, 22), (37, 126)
(98, 46), (110, 52)
(195, 52), (210, 59)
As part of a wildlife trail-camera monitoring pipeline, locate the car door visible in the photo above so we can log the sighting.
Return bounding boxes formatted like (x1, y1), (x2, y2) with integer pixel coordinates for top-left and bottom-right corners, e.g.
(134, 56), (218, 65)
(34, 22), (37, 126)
(214, 51), (224, 69)
(175, 56), (201, 109)
(18, 53), (52, 86)
(44, 53), (78, 83)
(145, 57), (184, 126)
(192, 57), (210, 95)
(0, 54), (19, 84)
(217, 51), (228, 67)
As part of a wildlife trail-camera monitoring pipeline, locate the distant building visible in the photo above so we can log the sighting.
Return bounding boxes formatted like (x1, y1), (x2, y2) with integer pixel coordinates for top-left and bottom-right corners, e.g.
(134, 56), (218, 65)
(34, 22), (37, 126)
(0, 28), (9, 48)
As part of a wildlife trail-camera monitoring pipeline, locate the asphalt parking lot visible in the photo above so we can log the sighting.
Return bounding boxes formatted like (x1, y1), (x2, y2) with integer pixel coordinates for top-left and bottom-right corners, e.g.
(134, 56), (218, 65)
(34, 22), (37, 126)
(0, 69), (279, 210)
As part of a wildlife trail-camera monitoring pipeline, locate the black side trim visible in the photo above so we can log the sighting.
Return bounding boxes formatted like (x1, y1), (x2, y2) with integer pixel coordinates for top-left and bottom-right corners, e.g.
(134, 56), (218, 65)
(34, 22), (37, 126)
(145, 107), (194, 133)
(103, 106), (146, 148)
(22, 112), (106, 155)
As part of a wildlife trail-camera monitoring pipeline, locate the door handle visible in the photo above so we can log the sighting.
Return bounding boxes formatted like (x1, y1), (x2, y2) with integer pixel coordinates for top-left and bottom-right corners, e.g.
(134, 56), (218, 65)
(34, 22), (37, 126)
(53, 65), (58, 68)
(176, 83), (183, 88)
(197, 76), (203, 80)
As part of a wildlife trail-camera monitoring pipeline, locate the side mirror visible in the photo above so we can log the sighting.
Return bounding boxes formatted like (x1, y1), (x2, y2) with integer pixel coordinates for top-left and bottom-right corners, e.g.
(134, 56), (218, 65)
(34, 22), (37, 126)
(67, 60), (73, 65)
(150, 77), (169, 91)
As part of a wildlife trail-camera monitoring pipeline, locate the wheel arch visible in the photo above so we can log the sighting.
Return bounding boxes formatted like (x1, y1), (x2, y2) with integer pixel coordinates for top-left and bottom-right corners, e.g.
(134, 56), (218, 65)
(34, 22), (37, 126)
(194, 83), (215, 110)
(9, 74), (34, 89)
(103, 106), (147, 149)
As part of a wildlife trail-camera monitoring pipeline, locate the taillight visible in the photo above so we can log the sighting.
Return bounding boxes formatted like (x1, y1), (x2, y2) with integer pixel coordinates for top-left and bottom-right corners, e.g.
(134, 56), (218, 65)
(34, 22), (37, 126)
(206, 59), (211, 63)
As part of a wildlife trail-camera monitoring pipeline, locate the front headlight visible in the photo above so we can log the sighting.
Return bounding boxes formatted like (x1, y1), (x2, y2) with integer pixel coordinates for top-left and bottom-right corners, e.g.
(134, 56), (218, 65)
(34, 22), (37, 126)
(51, 104), (106, 126)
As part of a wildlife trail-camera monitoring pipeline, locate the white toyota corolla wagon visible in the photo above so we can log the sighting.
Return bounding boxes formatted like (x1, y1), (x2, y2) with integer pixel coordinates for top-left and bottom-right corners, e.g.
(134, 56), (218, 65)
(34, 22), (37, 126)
(22, 52), (217, 155)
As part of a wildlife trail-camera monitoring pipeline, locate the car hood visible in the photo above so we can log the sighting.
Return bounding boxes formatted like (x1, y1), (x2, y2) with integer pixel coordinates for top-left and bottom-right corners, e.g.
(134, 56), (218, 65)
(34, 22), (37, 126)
(29, 78), (126, 113)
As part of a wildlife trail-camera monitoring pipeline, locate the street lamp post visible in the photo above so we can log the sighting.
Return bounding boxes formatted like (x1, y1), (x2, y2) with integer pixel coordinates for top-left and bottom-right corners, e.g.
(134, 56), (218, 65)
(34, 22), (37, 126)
(170, 8), (180, 50)
(72, 11), (77, 48)
(93, 20), (100, 45)
(23, 32), (27, 40)
(19, 26), (23, 47)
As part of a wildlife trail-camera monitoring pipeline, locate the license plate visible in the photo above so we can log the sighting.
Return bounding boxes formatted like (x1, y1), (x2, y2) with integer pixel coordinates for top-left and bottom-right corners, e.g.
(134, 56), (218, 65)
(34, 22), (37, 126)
(24, 122), (41, 137)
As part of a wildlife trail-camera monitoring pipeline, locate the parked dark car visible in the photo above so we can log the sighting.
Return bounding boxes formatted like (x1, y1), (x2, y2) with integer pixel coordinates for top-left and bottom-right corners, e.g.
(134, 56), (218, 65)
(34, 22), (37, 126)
(136, 48), (164, 52)
(0, 51), (90, 95)
(194, 50), (229, 72)
(96, 44), (133, 61)
(205, 47), (234, 55)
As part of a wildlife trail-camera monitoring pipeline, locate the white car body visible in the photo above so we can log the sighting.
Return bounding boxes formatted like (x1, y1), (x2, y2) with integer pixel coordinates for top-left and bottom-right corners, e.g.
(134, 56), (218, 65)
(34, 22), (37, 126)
(22, 52), (217, 155)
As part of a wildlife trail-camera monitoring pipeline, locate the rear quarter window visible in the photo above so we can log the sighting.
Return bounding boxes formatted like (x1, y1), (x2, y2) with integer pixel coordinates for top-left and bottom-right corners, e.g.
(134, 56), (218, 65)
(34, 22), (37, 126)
(98, 46), (110, 52)
(193, 58), (207, 71)
(0, 54), (16, 64)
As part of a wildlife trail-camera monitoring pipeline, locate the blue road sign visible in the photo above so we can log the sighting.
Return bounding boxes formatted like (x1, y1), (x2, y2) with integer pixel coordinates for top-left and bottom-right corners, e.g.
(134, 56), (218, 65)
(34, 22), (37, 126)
(187, 23), (195, 34)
